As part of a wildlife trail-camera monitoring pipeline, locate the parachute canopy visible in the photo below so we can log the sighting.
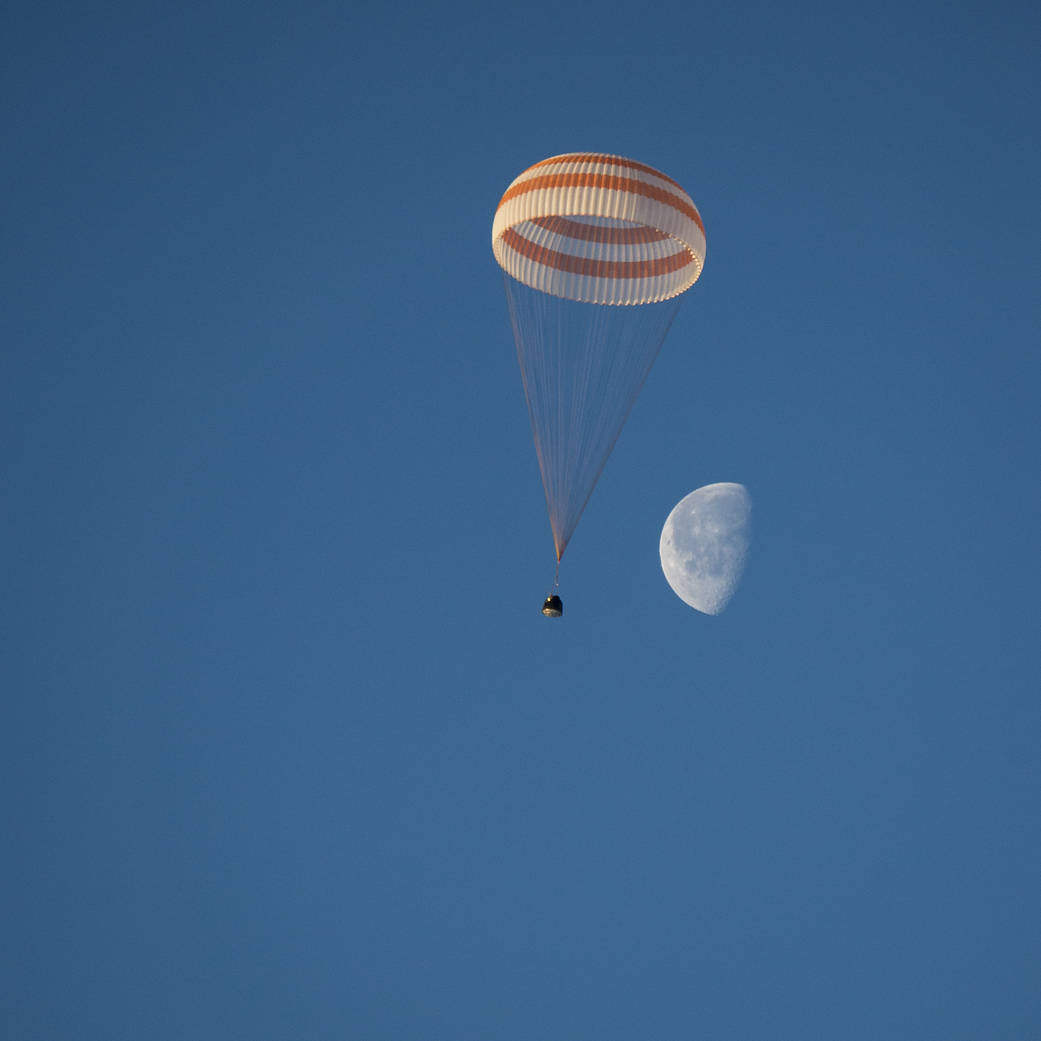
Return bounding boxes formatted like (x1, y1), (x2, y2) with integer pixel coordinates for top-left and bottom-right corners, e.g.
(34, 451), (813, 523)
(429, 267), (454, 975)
(493, 153), (705, 565)
(492, 153), (705, 305)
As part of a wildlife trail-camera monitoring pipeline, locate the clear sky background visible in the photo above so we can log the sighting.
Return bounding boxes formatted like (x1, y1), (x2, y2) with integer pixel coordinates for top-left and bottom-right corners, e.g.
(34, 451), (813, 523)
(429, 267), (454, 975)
(4, 1), (1040, 1038)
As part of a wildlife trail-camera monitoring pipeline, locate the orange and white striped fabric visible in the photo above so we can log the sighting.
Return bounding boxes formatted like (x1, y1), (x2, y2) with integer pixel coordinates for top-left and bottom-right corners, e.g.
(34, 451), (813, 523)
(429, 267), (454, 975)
(492, 153), (706, 306)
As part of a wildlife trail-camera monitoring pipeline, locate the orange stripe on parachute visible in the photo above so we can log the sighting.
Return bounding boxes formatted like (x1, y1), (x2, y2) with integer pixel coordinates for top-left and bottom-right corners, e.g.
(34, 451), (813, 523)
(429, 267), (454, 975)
(527, 153), (688, 194)
(498, 173), (705, 237)
(528, 216), (670, 244)
(501, 227), (694, 280)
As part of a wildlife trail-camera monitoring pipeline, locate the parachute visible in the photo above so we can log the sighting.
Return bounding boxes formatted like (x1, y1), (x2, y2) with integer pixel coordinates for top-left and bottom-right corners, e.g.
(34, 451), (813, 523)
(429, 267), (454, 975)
(492, 153), (706, 595)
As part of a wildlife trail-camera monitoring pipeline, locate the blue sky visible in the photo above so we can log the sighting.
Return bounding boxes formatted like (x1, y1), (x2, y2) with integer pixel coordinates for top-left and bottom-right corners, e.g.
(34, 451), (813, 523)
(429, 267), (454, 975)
(4, 1), (1040, 1038)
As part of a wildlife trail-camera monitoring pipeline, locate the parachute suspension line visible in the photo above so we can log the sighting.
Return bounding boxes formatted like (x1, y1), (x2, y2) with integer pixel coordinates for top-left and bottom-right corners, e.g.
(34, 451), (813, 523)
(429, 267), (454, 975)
(505, 272), (683, 563)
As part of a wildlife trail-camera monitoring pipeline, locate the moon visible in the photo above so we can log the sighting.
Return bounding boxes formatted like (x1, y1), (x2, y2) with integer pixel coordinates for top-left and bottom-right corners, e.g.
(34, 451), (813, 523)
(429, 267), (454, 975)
(659, 483), (751, 614)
